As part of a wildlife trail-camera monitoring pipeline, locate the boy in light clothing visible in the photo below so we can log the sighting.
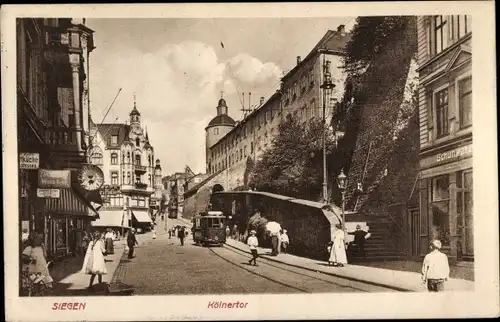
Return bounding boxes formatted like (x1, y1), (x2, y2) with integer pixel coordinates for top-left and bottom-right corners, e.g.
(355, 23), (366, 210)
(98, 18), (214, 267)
(247, 230), (259, 266)
(280, 229), (290, 254)
(421, 240), (450, 292)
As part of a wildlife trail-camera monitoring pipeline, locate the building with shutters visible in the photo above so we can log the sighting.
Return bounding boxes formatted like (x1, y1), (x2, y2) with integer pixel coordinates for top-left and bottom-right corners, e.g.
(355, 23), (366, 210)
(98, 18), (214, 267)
(416, 15), (473, 262)
(17, 18), (102, 260)
(88, 99), (162, 233)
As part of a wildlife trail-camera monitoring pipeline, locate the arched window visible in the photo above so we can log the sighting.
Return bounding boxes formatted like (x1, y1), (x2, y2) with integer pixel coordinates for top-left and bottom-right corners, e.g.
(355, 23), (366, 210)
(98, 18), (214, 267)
(148, 155), (151, 166)
(90, 147), (103, 165)
(111, 153), (118, 165)
(136, 137), (140, 147)
(126, 152), (131, 163)
(135, 155), (141, 165)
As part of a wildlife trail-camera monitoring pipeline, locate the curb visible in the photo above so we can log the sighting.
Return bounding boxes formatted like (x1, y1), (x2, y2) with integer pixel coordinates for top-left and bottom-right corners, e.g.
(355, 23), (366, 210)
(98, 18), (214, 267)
(223, 242), (413, 292)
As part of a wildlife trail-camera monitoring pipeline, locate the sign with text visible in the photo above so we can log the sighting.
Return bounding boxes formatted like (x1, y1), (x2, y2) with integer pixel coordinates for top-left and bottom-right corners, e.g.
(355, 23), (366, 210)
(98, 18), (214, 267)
(19, 153), (40, 169)
(37, 188), (60, 198)
(38, 169), (71, 188)
(421, 143), (473, 169)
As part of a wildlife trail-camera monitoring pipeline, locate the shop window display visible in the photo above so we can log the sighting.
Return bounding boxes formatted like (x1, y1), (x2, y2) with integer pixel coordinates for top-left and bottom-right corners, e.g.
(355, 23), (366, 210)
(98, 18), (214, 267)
(431, 175), (450, 246)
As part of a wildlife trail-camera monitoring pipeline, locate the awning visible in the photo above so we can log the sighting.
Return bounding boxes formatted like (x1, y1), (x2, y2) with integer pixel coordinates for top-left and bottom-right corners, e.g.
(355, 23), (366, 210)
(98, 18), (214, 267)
(91, 210), (129, 228)
(45, 187), (98, 218)
(131, 210), (152, 223)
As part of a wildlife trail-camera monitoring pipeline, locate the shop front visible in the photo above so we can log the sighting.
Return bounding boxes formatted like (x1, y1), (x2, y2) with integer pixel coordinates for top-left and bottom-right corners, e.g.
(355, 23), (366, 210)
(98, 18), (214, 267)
(44, 187), (98, 259)
(419, 141), (473, 262)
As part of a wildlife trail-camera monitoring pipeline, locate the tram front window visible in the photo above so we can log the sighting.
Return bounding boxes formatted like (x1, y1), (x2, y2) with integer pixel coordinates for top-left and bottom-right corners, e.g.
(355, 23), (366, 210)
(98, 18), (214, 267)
(210, 218), (224, 228)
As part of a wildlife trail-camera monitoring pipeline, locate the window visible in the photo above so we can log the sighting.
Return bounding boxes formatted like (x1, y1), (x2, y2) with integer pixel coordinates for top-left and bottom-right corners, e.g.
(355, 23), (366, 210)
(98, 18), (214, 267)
(135, 174), (141, 183)
(430, 175), (450, 246)
(434, 16), (448, 55)
(126, 152), (131, 163)
(127, 172), (131, 184)
(111, 135), (118, 145)
(111, 171), (119, 185)
(122, 172), (125, 185)
(135, 155), (141, 165)
(450, 15), (471, 40)
(459, 76), (472, 128)
(111, 153), (118, 165)
(90, 147), (103, 165)
(149, 174), (152, 186)
(435, 88), (449, 138)
(214, 128), (219, 135)
(457, 170), (473, 256)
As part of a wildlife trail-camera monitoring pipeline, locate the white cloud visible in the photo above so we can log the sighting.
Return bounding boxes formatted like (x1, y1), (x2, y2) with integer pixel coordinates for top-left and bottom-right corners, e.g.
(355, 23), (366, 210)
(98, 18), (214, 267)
(89, 40), (281, 174)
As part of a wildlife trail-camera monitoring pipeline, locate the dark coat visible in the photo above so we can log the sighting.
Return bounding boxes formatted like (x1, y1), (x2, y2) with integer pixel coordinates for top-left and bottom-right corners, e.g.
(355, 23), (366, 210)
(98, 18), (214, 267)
(127, 232), (137, 247)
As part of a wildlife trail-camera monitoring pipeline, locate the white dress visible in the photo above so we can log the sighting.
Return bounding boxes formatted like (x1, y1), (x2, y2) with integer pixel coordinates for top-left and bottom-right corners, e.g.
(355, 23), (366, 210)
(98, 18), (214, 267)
(329, 230), (348, 265)
(81, 239), (107, 275)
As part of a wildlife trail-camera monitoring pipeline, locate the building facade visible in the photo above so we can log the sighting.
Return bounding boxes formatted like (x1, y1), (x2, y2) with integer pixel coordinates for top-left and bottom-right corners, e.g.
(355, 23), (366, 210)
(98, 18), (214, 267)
(17, 18), (101, 260)
(204, 26), (350, 190)
(89, 100), (162, 232)
(416, 15), (472, 261)
(163, 167), (195, 218)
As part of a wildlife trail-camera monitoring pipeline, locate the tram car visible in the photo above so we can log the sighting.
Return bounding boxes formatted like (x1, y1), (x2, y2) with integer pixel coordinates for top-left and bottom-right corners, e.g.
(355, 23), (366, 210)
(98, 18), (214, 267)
(192, 211), (227, 246)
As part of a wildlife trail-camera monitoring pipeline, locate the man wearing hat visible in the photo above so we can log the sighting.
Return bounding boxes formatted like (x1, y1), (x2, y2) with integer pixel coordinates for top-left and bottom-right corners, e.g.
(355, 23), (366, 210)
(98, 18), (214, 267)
(247, 230), (259, 266)
(421, 240), (450, 292)
(348, 224), (371, 259)
(127, 228), (139, 259)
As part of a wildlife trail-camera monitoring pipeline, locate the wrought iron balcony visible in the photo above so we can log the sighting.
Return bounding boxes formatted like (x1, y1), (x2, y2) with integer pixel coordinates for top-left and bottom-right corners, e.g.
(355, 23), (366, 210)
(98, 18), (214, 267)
(134, 182), (148, 190)
(45, 127), (84, 152)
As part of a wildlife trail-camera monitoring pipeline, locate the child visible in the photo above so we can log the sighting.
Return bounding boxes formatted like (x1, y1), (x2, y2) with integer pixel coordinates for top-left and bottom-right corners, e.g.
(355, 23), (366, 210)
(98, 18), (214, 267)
(247, 230), (259, 266)
(421, 240), (450, 292)
(280, 229), (290, 254)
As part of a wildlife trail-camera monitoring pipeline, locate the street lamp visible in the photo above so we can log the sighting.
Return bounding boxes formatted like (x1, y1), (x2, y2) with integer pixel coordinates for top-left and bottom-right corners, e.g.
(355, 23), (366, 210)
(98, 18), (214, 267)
(336, 169), (347, 229)
(320, 58), (335, 203)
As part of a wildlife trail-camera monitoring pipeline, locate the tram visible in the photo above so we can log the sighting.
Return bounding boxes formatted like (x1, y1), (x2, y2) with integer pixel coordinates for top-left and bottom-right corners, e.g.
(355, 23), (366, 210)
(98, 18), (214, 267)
(192, 211), (227, 247)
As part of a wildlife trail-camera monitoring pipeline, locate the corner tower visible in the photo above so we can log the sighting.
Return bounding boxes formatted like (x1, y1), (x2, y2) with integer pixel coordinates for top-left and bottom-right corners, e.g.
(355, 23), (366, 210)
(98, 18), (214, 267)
(205, 94), (235, 173)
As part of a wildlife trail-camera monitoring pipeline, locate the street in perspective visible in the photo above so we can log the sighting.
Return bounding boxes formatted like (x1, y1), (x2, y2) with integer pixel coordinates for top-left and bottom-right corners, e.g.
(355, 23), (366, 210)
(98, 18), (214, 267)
(16, 15), (474, 297)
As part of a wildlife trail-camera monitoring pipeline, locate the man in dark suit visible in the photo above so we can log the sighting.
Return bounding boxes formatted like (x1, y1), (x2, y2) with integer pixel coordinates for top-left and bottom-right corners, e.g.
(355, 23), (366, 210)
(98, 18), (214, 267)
(348, 225), (371, 258)
(178, 226), (185, 246)
(127, 228), (138, 259)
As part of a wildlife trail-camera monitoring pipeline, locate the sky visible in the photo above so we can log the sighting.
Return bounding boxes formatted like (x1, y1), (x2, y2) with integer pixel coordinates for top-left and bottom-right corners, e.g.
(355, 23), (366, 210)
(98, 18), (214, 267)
(86, 18), (356, 175)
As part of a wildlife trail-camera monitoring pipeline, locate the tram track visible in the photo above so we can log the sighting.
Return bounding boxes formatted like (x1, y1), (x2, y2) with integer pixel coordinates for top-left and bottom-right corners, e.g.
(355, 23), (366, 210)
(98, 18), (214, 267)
(209, 245), (383, 293)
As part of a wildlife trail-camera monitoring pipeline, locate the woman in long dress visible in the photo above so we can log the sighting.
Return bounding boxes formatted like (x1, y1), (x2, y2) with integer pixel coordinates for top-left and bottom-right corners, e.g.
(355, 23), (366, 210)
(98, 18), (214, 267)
(81, 231), (107, 290)
(329, 224), (348, 267)
(104, 229), (114, 255)
(22, 234), (53, 287)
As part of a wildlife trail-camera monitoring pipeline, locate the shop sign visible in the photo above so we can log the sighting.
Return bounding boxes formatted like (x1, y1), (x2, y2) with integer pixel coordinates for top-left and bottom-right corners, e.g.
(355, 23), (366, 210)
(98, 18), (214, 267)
(37, 188), (60, 198)
(436, 145), (472, 163)
(19, 153), (40, 169)
(38, 169), (71, 188)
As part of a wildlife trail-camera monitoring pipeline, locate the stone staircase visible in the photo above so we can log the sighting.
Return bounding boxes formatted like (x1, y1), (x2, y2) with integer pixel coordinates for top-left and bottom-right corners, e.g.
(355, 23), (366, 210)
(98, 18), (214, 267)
(361, 219), (407, 261)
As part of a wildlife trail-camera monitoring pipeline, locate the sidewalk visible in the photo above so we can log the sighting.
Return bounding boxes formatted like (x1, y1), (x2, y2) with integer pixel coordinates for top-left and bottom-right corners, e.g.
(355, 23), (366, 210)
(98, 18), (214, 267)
(224, 238), (475, 292)
(49, 240), (127, 296)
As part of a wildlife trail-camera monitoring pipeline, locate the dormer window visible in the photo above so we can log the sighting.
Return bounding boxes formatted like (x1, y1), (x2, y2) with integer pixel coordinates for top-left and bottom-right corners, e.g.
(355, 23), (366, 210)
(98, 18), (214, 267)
(136, 137), (140, 147)
(111, 135), (118, 145)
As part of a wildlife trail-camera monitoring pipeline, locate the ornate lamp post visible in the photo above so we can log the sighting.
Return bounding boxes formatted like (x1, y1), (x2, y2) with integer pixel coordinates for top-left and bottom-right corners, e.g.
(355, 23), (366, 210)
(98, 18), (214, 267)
(336, 169), (347, 229)
(320, 58), (335, 203)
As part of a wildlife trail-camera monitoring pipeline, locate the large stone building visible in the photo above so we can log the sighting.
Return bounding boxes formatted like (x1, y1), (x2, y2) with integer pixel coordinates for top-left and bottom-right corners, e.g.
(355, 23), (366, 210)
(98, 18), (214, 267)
(17, 18), (102, 259)
(204, 25), (350, 190)
(89, 99), (162, 232)
(416, 15), (472, 262)
(181, 25), (350, 219)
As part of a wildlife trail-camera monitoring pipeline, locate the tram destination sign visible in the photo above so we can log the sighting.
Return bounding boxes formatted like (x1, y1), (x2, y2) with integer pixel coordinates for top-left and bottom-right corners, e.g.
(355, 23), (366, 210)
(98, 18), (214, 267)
(19, 153), (40, 169)
(38, 169), (71, 189)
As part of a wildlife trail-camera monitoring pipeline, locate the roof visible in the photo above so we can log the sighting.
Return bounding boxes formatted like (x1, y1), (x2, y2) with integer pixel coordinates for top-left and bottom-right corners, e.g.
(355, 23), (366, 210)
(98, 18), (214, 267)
(206, 114), (236, 128)
(130, 105), (141, 116)
(281, 29), (350, 83)
(94, 123), (131, 149)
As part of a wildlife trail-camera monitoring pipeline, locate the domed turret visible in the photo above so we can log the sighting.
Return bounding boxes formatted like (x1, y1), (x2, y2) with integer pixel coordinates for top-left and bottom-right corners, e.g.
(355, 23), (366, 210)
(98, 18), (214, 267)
(130, 94), (141, 124)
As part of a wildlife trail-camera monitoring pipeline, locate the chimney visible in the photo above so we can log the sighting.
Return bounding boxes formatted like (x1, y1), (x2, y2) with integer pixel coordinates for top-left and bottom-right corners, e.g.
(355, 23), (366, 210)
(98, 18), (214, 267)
(296, 56), (301, 65)
(337, 24), (345, 33)
(260, 97), (265, 105)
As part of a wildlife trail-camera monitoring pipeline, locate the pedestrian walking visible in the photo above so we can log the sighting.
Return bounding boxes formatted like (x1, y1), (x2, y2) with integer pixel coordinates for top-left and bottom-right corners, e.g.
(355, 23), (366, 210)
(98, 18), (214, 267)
(328, 224), (348, 267)
(168, 228), (172, 239)
(225, 225), (230, 239)
(348, 225), (371, 259)
(104, 228), (114, 255)
(421, 240), (450, 292)
(232, 225), (239, 240)
(127, 228), (139, 259)
(178, 226), (186, 246)
(81, 231), (107, 291)
(280, 229), (290, 254)
(247, 230), (259, 266)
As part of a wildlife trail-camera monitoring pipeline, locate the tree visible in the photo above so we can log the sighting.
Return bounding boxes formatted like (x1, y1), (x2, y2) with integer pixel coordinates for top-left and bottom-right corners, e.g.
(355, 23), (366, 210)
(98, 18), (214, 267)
(250, 113), (336, 200)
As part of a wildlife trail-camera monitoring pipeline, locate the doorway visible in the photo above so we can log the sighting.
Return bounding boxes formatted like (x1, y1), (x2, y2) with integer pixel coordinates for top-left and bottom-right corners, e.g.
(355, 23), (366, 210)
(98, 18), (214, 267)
(408, 209), (419, 257)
